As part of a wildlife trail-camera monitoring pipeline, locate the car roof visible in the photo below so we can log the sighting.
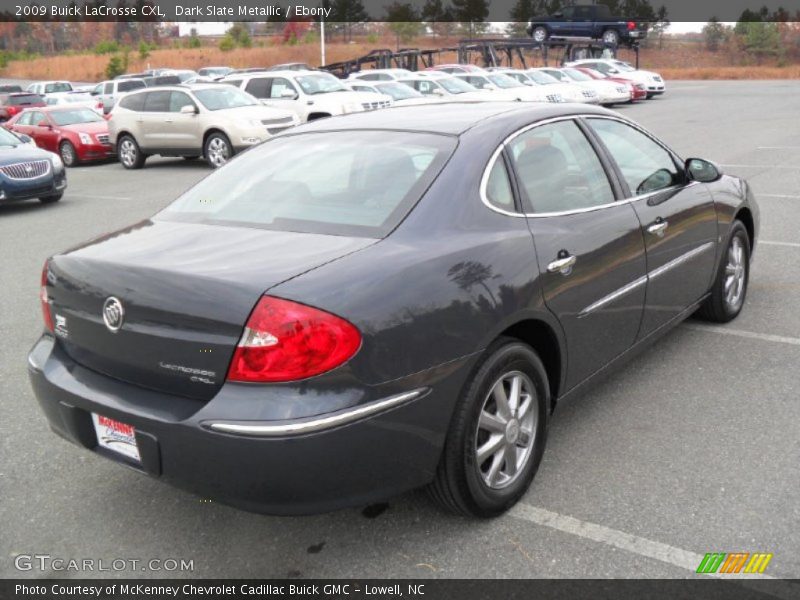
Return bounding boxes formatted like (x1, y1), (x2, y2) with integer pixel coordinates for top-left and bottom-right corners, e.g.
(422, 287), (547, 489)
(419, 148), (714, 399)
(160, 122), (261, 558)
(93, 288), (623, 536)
(287, 102), (614, 137)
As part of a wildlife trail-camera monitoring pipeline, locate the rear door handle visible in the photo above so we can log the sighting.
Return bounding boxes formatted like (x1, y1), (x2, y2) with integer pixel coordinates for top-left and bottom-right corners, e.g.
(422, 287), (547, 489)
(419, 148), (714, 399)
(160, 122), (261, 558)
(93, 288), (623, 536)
(647, 219), (668, 236)
(548, 254), (576, 274)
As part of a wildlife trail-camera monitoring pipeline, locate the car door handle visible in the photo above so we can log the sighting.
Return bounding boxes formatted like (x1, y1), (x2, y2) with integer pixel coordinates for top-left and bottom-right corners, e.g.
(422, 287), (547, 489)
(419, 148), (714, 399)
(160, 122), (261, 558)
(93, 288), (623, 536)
(547, 254), (577, 274)
(647, 219), (668, 237)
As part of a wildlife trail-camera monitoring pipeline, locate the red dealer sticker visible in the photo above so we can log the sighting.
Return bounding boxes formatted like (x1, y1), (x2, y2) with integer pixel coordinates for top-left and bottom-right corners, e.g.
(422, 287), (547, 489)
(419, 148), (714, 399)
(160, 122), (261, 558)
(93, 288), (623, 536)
(92, 413), (141, 462)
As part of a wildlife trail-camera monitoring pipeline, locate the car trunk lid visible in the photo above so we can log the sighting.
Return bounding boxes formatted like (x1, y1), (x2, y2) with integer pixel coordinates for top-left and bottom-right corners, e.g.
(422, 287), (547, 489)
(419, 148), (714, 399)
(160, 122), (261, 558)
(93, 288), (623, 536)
(47, 220), (375, 401)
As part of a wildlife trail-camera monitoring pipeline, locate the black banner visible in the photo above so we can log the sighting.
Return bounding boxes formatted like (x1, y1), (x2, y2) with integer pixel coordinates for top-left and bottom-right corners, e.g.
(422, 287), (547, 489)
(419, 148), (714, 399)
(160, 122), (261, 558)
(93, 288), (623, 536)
(2, 580), (800, 600)
(1, 0), (800, 23)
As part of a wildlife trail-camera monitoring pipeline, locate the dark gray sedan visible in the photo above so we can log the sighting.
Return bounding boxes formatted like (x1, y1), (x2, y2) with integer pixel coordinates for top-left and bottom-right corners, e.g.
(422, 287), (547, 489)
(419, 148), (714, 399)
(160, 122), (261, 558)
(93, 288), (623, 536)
(29, 103), (758, 517)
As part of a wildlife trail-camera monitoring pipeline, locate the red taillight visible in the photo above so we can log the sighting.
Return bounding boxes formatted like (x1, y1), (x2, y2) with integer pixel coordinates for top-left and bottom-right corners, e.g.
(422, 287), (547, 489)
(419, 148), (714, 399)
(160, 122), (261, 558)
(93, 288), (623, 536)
(7, 106), (19, 116)
(227, 296), (361, 383)
(41, 261), (54, 333)
(627, 21), (636, 30)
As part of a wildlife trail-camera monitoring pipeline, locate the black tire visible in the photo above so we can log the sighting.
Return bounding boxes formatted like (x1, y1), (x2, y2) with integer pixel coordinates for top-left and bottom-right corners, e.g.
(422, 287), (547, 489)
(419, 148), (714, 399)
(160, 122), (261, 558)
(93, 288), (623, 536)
(117, 134), (145, 170)
(59, 140), (78, 167)
(39, 193), (63, 204)
(531, 26), (549, 43)
(428, 338), (549, 517)
(646, 93), (655, 99)
(601, 29), (620, 45)
(204, 132), (233, 168)
(697, 221), (750, 323)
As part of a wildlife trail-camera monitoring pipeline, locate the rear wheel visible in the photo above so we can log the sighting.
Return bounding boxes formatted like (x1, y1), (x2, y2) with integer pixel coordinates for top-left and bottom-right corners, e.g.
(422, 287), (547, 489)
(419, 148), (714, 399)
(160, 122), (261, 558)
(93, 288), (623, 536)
(59, 140), (78, 167)
(117, 135), (145, 169)
(428, 339), (549, 517)
(531, 26), (549, 43)
(601, 29), (620, 45)
(39, 193), (62, 204)
(697, 221), (750, 323)
(204, 132), (232, 168)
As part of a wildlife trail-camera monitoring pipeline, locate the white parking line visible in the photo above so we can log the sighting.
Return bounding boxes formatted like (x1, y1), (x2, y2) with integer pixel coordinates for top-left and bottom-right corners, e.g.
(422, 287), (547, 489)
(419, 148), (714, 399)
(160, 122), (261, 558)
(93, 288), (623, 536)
(759, 194), (800, 199)
(73, 194), (131, 201)
(760, 240), (800, 248)
(682, 324), (800, 347)
(510, 505), (800, 599)
(758, 146), (800, 150)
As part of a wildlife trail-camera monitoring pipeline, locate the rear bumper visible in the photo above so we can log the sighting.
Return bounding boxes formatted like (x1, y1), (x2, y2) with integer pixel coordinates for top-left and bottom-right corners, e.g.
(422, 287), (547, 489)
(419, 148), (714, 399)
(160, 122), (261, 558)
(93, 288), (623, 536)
(28, 335), (469, 515)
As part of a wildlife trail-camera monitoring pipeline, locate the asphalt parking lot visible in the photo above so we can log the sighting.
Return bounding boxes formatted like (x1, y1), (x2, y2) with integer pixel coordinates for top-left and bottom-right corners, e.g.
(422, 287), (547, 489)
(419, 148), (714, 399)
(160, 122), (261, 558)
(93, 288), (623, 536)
(1, 80), (798, 581)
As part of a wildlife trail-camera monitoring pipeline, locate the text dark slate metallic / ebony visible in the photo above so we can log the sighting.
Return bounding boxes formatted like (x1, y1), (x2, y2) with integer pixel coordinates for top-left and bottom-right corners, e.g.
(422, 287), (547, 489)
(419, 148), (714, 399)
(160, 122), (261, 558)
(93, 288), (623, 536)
(28, 102), (759, 517)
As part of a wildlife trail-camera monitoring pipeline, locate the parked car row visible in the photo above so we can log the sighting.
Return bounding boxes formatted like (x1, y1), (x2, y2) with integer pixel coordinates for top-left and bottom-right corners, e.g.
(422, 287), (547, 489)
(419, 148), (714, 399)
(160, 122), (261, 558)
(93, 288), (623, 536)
(2, 60), (665, 177)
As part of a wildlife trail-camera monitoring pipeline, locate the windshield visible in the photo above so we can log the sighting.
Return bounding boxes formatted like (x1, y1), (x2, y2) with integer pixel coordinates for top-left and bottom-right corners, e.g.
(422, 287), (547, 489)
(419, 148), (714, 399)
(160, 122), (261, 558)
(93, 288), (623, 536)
(527, 71), (559, 85)
(487, 74), (523, 89)
(295, 74), (347, 95)
(44, 82), (72, 94)
(193, 87), (259, 110)
(0, 127), (22, 146)
(438, 77), (478, 94)
(542, 70), (569, 82)
(562, 68), (592, 82)
(50, 109), (103, 125)
(612, 61), (636, 72)
(159, 131), (456, 238)
(375, 82), (422, 100)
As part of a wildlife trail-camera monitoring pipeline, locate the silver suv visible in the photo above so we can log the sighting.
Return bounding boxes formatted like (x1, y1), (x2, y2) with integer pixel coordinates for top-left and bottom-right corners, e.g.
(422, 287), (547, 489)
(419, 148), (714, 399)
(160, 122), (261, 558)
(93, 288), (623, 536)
(108, 84), (298, 169)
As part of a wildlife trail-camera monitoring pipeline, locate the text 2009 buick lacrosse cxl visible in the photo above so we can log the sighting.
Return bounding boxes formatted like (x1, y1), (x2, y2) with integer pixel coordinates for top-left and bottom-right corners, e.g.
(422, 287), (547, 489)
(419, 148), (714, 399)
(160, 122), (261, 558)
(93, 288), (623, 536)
(29, 103), (758, 517)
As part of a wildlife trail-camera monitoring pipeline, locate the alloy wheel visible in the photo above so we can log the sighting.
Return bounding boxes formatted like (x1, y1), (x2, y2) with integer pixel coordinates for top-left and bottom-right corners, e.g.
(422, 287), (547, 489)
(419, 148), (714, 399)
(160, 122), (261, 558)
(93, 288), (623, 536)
(207, 137), (230, 168)
(724, 236), (746, 311)
(474, 371), (537, 490)
(119, 139), (136, 167)
(60, 143), (75, 167)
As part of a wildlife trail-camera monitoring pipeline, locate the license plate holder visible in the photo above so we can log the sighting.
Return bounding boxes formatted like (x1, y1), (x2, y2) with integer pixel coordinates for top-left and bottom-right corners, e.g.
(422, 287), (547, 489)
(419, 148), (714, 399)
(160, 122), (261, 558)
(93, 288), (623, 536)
(91, 413), (141, 463)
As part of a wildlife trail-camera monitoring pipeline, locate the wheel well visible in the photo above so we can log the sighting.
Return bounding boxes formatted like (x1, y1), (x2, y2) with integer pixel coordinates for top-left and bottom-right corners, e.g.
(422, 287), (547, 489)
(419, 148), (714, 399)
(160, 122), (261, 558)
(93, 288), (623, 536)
(735, 207), (755, 250)
(500, 320), (561, 403)
(307, 112), (332, 121)
(203, 128), (228, 147)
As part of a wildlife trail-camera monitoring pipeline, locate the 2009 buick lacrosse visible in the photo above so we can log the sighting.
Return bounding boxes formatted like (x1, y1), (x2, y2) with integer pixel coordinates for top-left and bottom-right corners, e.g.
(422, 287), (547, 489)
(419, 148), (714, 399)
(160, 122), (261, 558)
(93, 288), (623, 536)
(29, 103), (758, 517)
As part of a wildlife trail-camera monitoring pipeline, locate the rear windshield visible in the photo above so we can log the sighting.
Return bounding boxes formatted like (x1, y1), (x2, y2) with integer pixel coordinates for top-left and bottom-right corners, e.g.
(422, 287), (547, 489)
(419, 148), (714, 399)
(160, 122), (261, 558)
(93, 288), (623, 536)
(118, 80), (145, 92)
(8, 94), (43, 105)
(158, 131), (456, 238)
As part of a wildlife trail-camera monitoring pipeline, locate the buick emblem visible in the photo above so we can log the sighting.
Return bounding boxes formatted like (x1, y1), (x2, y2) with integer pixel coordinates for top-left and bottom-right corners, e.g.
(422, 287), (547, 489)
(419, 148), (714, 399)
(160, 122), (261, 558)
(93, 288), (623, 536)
(25, 165), (32, 173)
(102, 297), (124, 332)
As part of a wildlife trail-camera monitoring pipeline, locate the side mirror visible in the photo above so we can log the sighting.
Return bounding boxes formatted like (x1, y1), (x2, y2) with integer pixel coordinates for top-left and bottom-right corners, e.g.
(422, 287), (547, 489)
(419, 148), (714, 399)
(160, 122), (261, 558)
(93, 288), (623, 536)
(608, 68), (619, 74)
(685, 158), (722, 183)
(180, 104), (198, 115)
(280, 89), (298, 99)
(432, 88), (445, 96)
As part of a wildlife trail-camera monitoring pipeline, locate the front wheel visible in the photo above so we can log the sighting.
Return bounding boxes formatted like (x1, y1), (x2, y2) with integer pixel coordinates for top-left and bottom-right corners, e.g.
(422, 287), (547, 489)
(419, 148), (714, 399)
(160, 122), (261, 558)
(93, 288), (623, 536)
(428, 339), (549, 517)
(204, 132), (232, 168)
(59, 140), (78, 167)
(697, 221), (750, 323)
(531, 26), (549, 43)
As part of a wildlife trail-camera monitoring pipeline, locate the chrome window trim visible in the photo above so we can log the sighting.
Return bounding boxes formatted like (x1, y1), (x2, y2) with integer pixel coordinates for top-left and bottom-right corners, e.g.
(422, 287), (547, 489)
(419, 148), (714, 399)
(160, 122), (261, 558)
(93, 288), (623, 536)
(479, 113), (694, 219)
(205, 389), (426, 437)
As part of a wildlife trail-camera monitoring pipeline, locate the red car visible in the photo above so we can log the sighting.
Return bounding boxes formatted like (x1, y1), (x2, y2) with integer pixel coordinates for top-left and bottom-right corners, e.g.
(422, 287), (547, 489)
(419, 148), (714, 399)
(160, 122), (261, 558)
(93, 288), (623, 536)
(5, 105), (113, 166)
(0, 92), (46, 122)
(572, 67), (647, 102)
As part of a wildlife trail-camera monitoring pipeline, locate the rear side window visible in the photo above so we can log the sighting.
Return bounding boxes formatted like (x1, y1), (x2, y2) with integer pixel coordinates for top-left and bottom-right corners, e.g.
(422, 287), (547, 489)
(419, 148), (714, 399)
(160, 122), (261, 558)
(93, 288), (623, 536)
(484, 157), (515, 210)
(118, 93), (146, 111)
(159, 131), (456, 238)
(244, 78), (270, 98)
(509, 120), (615, 213)
(119, 80), (145, 92)
(143, 91), (170, 112)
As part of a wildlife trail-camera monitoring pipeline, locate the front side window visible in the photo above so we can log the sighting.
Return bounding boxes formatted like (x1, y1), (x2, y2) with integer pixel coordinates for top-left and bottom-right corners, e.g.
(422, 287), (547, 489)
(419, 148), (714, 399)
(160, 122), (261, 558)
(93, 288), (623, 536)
(103, 83), (113, 94)
(169, 91), (196, 112)
(587, 118), (682, 195)
(509, 120), (615, 213)
(267, 78), (296, 99)
(159, 131), (456, 238)
(29, 112), (47, 126)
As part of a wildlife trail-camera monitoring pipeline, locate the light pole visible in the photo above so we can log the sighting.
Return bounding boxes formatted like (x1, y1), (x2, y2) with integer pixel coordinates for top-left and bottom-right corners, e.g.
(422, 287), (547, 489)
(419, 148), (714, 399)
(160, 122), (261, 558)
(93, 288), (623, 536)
(320, 17), (326, 66)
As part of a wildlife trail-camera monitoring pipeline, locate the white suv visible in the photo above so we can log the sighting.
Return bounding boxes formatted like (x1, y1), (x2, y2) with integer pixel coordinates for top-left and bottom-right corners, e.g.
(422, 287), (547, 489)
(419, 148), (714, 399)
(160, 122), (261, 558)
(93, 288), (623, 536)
(108, 84), (298, 169)
(221, 70), (391, 122)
